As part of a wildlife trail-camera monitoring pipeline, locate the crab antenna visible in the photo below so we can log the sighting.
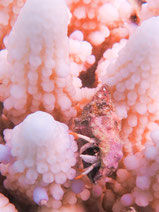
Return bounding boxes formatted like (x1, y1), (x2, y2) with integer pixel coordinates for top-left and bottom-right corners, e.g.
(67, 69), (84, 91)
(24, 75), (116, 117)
(75, 161), (100, 180)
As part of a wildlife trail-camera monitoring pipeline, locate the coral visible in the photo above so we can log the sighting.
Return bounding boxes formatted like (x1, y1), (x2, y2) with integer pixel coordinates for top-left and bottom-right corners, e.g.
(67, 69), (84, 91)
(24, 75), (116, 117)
(0, 0), (26, 49)
(103, 129), (159, 212)
(67, 0), (133, 46)
(0, 0), (159, 211)
(0, 192), (18, 211)
(0, 0), (96, 124)
(66, 0), (137, 88)
(96, 38), (127, 83)
(139, 0), (159, 21)
(38, 203), (86, 212)
(97, 15), (159, 212)
(0, 111), (77, 209)
(102, 16), (159, 153)
(0, 0), (98, 125)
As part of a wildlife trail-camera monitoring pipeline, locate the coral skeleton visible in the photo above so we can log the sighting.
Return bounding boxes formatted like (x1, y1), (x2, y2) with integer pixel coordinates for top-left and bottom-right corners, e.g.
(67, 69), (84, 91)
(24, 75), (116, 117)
(0, 192), (18, 211)
(0, 0), (159, 211)
(0, 0), (94, 124)
(0, 111), (77, 208)
(102, 16), (159, 153)
(0, 0), (26, 49)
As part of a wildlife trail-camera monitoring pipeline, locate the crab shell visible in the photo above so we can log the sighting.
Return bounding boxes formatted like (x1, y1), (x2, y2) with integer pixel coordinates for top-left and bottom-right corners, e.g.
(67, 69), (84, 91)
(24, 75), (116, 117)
(91, 115), (123, 179)
(69, 84), (123, 182)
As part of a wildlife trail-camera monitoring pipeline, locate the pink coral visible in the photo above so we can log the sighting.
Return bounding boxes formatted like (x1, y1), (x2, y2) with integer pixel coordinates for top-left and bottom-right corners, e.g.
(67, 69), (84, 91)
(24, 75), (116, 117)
(0, 192), (18, 211)
(97, 16), (159, 212)
(0, 0), (98, 125)
(0, 0), (26, 49)
(0, 0), (75, 124)
(67, 0), (133, 46)
(0, 0), (159, 211)
(139, 0), (159, 21)
(38, 203), (86, 212)
(0, 111), (78, 209)
(102, 16), (159, 153)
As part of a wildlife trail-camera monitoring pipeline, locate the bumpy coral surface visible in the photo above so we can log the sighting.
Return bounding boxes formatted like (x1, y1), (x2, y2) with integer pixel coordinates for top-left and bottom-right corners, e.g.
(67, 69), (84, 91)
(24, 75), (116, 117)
(98, 15), (159, 212)
(1, 0), (159, 211)
(139, 0), (159, 21)
(0, 111), (77, 208)
(102, 16), (159, 153)
(0, 0), (98, 125)
(0, 192), (18, 211)
(0, 0), (26, 49)
(0, 0), (77, 124)
(38, 203), (86, 212)
(67, 0), (133, 46)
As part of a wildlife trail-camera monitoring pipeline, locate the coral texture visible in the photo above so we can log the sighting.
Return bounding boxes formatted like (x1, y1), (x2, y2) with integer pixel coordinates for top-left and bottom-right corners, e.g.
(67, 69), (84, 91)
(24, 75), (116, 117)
(102, 16), (159, 153)
(0, 0), (26, 49)
(0, 111), (77, 209)
(38, 203), (86, 212)
(67, 0), (133, 46)
(0, 192), (18, 211)
(1, 0), (159, 211)
(0, 0), (76, 124)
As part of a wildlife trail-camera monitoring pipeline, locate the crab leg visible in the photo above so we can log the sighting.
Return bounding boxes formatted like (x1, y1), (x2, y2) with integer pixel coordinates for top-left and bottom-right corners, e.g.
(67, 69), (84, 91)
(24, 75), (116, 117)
(69, 132), (95, 144)
(80, 143), (95, 154)
(75, 161), (100, 180)
(80, 154), (99, 164)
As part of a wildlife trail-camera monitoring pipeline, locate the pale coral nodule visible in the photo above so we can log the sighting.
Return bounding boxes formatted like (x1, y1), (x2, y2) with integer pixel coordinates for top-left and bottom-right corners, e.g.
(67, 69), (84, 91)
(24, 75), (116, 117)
(0, 192), (18, 212)
(1, 0), (159, 211)
(0, 111), (77, 208)
(100, 16), (159, 212)
(102, 16), (159, 153)
(0, 0), (77, 124)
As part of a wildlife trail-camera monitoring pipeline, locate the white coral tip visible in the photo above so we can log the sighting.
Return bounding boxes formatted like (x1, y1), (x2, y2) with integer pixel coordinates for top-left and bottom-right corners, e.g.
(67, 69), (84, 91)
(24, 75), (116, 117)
(0, 144), (11, 164)
(33, 187), (48, 206)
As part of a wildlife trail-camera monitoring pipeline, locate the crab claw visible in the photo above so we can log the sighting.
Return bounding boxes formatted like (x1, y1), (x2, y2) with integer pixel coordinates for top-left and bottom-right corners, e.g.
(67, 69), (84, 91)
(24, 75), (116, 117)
(80, 154), (99, 164)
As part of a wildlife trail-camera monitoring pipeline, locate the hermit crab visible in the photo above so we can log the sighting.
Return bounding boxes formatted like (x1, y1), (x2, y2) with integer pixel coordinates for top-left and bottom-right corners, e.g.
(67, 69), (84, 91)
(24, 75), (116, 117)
(69, 84), (123, 183)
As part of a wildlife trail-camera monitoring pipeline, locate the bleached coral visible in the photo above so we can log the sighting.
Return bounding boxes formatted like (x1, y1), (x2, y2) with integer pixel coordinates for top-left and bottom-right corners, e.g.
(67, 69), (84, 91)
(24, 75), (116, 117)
(94, 15), (159, 212)
(0, 0), (98, 125)
(67, 0), (133, 46)
(0, 0), (26, 49)
(96, 38), (127, 83)
(0, 0), (76, 124)
(104, 129), (159, 212)
(102, 16), (159, 153)
(139, 0), (159, 22)
(0, 111), (77, 209)
(0, 192), (18, 211)
(38, 203), (86, 212)
(1, 0), (159, 211)
(69, 34), (95, 77)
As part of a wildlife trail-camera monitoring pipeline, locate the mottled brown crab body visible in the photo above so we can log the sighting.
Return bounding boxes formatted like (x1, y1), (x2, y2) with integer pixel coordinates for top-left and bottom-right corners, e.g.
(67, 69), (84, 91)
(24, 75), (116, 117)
(70, 84), (123, 183)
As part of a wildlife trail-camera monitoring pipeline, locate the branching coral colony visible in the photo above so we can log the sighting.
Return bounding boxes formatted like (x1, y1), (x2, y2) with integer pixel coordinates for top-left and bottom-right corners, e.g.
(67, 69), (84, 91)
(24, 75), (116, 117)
(0, 0), (159, 211)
